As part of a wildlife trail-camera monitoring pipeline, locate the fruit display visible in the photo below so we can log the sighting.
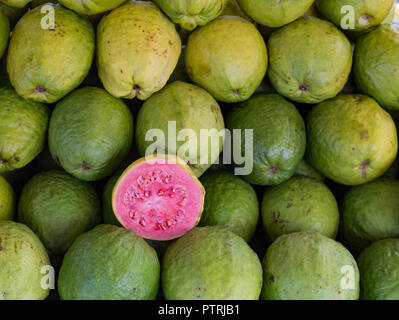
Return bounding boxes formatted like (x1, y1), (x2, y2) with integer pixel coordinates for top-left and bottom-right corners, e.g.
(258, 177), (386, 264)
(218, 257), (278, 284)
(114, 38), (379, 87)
(0, 0), (398, 302)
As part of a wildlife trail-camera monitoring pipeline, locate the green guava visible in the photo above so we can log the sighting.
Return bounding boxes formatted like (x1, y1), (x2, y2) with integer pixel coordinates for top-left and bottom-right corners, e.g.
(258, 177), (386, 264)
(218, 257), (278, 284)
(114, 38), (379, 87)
(136, 81), (225, 177)
(357, 238), (399, 300)
(185, 16), (268, 103)
(307, 94), (398, 185)
(237, 0), (315, 27)
(316, 0), (394, 32)
(153, 0), (228, 30)
(294, 158), (325, 181)
(162, 226), (263, 300)
(0, 0), (30, 8)
(0, 87), (49, 172)
(261, 176), (339, 242)
(341, 178), (399, 255)
(226, 94), (306, 185)
(0, 220), (50, 300)
(59, 0), (126, 15)
(261, 231), (360, 300)
(199, 170), (259, 242)
(0, 9), (9, 59)
(97, 1), (181, 100)
(58, 224), (160, 300)
(0, 2), (26, 26)
(18, 170), (101, 256)
(353, 24), (399, 110)
(7, 3), (95, 103)
(0, 175), (14, 220)
(267, 17), (352, 104)
(48, 87), (134, 181)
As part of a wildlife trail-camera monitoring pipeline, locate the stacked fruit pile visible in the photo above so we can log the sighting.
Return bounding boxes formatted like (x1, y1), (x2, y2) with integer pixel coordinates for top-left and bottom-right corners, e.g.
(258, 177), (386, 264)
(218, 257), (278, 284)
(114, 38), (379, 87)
(0, 0), (399, 300)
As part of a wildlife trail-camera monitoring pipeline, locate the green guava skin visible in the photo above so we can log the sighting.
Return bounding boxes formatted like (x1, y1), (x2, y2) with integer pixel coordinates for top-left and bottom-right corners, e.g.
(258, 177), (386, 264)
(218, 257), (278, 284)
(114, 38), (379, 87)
(153, 0), (228, 30)
(294, 158), (325, 181)
(199, 170), (259, 242)
(162, 226), (263, 300)
(316, 0), (394, 32)
(136, 81), (225, 177)
(185, 16), (268, 103)
(0, 220), (50, 300)
(341, 178), (399, 255)
(358, 238), (399, 300)
(226, 94), (306, 186)
(267, 17), (352, 104)
(7, 4), (95, 103)
(262, 176), (339, 242)
(0, 175), (14, 220)
(307, 94), (398, 185)
(48, 87), (134, 181)
(58, 224), (161, 300)
(102, 169), (123, 227)
(97, 1), (181, 100)
(59, 0), (126, 15)
(0, 9), (9, 59)
(237, 0), (315, 27)
(0, 0), (30, 8)
(353, 24), (399, 110)
(18, 170), (101, 256)
(261, 231), (360, 300)
(382, 0), (397, 24)
(0, 87), (49, 172)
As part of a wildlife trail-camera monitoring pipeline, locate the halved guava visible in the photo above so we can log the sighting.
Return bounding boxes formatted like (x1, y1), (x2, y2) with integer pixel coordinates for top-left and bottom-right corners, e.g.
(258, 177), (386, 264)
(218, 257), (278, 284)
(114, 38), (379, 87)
(112, 155), (205, 241)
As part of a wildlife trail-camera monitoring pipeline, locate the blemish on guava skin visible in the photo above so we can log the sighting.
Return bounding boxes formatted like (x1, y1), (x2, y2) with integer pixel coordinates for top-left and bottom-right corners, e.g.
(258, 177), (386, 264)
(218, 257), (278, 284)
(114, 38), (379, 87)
(359, 130), (369, 139)
(0, 158), (7, 165)
(14, 157), (19, 162)
(287, 204), (292, 208)
(133, 84), (141, 93)
(81, 161), (91, 170)
(299, 83), (309, 91)
(268, 165), (278, 174)
(35, 85), (47, 93)
(80, 0), (90, 12)
(54, 156), (61, 166)
(232, 89), (239, 95)
(360, 159), (370, 179)
(269, 275), (275, 283)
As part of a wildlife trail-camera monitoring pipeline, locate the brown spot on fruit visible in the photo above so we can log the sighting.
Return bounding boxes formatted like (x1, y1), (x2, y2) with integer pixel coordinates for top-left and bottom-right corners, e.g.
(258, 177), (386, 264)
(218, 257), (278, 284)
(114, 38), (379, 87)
(81, 161), (91, 170)
(232, 89), (239, 95)
(268, 166), (278, 174)
(360, 160), (370, 179)
(359, 130), (369, 139)
(0, 158), (7, 165)
(287, 204), (292, 208)
(269, 275), (275, 282)
(299, 83), (309, 91)
(35, 86), (47, 93)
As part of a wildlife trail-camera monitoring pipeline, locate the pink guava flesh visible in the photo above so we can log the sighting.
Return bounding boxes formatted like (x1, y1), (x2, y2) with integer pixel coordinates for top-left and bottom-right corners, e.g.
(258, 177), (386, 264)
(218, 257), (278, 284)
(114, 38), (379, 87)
(112, 158), (205, 240)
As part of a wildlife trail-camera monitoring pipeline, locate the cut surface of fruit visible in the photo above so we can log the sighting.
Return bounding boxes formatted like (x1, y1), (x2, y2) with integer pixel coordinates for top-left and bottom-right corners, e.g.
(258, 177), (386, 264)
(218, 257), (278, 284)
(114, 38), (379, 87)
(112, 155), (205, 241)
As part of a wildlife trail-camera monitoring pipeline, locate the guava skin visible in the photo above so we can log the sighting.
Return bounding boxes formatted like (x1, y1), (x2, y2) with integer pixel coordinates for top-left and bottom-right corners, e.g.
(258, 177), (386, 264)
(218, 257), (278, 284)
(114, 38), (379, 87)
(237, 0), (315, 27)
(185, 16), (268, 103)
(226, 94), (306, 186)
(261, 231), (360, 300)
(153, 0), (228, 30)
(59, 0), (126, 15)
(97, 1), (181, 100)
(0, 0), (30, 8)
(199, 170), (259, 242)
(58, 224), (161, 300)
(0, 221), (50, 300)
(262, 176), (339, 242)
(48, 87), (134, 181)
(267, 17), (352, 104)
(341, 178), (399, 255)
(353, 24), (399, 110)
(18, 170), (101, 256)
(0, 87), (49, 172)
(307, 94), (398, 185)
(0, 175), (14, 220)
(357, 238), (399, 300)
(102, 169), (123, 227)
(294, 158), (325, 181)
(316, 0), (394, 32)
(162, 226), (263, 300)
(136, 81), (225, 178)
(7, 4), (95, 103)
(0, 9), (9, 60)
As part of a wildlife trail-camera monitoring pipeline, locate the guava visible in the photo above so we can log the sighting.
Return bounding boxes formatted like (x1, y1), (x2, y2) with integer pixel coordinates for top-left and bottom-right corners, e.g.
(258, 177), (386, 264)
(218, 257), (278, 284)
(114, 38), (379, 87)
(316, 0), (394, 32)
(112, 154), (205, 241)
(341, 178), (399, 255)
(0, 220), (50, 300)
(185, 16), (267, 103)
(58, 224), (160, 300)
(261, 231), (360, 300)
(7, 3), (95, 103)
(294, 158), (325, 181)
(0, 0), (30, 8)
(261, 176), (339, 242)
(306, 94), (398, 185)
(353, 24), (399, 110)
(267, 17), (352, 104)
(162, 226), (263, 300)
(18, 170), (101, 256)
(136, 81), (225, 177)
(59, 0), (126, 15)
(0, 9), (9, 60)
(357, 238), (399, 300)
(48, 87), (134, 181)
(237, 0), (315, 27)
(0, 87), (49, 172)
(199, 170), (259, 242)
(97, 1), (181, 100)
(226, 94), (306, 185)
(153, 0), (228, 30)
(0, 175), (14, 220)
